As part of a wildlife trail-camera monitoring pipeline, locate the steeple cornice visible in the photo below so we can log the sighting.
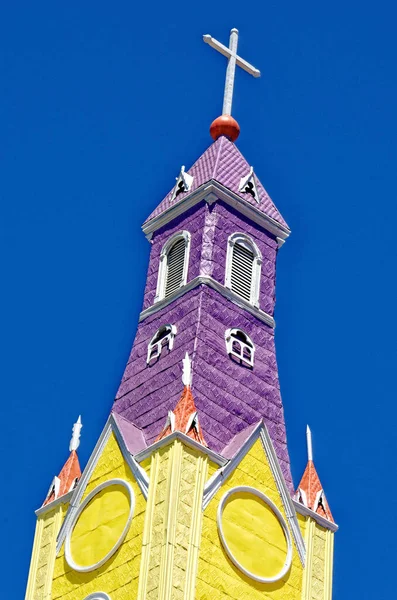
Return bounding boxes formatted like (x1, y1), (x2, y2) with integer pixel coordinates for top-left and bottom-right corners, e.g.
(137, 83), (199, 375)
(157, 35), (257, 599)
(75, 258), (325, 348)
(142, 179), (290, 245)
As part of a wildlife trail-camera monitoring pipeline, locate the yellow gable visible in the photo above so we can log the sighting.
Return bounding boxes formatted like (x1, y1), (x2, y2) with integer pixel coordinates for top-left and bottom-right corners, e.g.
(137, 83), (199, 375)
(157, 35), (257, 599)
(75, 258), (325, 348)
(51, 430), (147, 600)
(197, 437), (304, 600)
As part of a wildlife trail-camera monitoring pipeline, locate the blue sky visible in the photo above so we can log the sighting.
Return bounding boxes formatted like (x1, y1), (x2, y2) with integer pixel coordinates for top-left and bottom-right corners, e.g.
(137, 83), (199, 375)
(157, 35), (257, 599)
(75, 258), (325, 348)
(1, 1), (397, 597)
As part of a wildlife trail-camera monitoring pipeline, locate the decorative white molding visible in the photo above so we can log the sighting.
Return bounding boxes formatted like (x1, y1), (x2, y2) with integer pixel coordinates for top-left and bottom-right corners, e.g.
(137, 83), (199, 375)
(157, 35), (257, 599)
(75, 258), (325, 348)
(204, 192), (217, 205)
(225, 327), (255, 367)
(83, 593), (111, 600)
(276, 236), (285, 248)
(134, 430), (227, 467)
(306, 425), (313, 461)
(69, 415), (82, 452)
(154, 231), (191, 303)
(146, 324), (177, 363)
(202, 420), (305, 566)
(171, 166), (194, 201)
(65, 478), (135, 572)
(217, 486), (292, 583)
(225, 232), (262, 308)
(239, 167), (259, 203)
(142, 181), (290, 243)
(259, 429), (306, 565)
(293, 500), (339, 532)
(140, 276), (275, 328)
(203, 421), (264, 510)
(56, 415), (149, 553)
(35, 490), (74, 517)
(182, 351), (192, 386)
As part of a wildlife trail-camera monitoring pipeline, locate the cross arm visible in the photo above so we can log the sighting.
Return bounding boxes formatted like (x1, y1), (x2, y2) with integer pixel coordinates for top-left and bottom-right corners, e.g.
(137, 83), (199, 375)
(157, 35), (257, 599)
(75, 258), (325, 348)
(203, 34), (260, 78)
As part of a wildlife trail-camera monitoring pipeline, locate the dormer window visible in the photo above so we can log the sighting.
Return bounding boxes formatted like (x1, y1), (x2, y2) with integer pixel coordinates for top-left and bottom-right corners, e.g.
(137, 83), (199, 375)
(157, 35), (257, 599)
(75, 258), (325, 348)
(171, 166), (194, 201)
(225, 328), (255, 367)
(147, 324), (177, 363)
(239, 167), (260, 203)
(155, 231), (191, 302)
(225, 233), (262, 307)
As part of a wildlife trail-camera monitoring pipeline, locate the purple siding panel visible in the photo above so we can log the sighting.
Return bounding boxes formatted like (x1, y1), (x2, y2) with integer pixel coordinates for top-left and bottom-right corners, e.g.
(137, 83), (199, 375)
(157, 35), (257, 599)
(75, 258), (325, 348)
(112, 285), (293, 489)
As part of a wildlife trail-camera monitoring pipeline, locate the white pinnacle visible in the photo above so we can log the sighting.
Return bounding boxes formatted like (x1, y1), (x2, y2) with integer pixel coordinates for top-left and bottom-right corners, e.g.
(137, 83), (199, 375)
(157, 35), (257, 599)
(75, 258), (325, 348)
(69, 415), (82, 452)
(203, 28), (260, 116)
(306, 424), (313, 462)
(182, 352), (192, 387)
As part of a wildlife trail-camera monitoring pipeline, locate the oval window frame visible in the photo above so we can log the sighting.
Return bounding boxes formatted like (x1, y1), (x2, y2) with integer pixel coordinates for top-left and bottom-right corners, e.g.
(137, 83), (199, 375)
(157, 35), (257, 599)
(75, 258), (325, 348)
(65, 478), (134, 573)
(217, 485), (292, 583)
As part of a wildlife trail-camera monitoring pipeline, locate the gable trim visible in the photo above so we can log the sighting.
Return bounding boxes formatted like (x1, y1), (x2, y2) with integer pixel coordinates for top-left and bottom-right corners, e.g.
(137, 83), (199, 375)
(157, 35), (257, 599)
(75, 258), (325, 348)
(134, 430), (227, 466)
(142, 181), (290, 242)
(202, 421), (305, 565)
(259, 429), (306, 564)
(56, 415), (149, 553)
(293, 500), (339, 532)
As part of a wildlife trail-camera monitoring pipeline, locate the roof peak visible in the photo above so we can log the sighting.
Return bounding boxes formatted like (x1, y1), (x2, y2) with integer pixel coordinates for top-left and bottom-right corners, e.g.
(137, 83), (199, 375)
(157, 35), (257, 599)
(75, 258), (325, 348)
(144, 136), (289, 231)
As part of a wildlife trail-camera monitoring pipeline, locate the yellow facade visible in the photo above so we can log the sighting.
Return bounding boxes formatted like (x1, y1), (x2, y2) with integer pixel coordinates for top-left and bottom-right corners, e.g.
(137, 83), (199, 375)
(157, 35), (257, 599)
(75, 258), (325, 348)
(137, 439), (209, 600)
(52, 431), (146, 600)
(197, 438), (304, 600)
(25, 424), (335, 600)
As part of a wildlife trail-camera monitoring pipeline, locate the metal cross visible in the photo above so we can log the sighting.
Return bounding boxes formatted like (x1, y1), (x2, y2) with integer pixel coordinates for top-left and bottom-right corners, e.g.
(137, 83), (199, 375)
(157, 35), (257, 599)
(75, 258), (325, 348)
(203, 28), (260, 116)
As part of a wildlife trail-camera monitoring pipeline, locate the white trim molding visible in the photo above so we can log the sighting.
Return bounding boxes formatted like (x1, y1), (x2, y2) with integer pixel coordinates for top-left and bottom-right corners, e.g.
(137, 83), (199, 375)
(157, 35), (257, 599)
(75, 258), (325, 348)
(134, 430), (227, 467)
(83, 594), (111, 600)
(140, 276), (275, 328)
(293, 500), (339, 532)
(202, 420), (306, 566)
(142, 181), (290, 243)
(154, 230), (191, 303)
(225, 232), (262, 308)
(142, 179), (291, 240)
(65, 478), (135, 572)
(146, 323), (177, 363)
(56, 415), (149, 553)
(225, 327), (255, 367)
(217, 486), (293, 583)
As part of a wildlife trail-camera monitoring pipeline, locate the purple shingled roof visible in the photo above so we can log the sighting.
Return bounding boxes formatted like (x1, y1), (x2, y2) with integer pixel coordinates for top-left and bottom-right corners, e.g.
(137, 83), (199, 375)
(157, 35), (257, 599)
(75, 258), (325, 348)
(144, 136), (289, 229)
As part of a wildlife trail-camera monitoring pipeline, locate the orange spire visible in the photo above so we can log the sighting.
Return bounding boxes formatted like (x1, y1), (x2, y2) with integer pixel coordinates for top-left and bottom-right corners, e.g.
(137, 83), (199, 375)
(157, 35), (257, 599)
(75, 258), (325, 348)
(43, 417), (82, 506)
(294, 426), (334, 523)
(156, 353), (206, 446)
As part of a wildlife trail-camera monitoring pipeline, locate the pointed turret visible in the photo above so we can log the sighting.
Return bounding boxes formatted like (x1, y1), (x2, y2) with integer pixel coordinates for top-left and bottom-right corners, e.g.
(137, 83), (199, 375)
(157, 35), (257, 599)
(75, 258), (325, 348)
(43, 417), (82, 506)
(156, 353), (207, 446)
(294, 426), (334, 523)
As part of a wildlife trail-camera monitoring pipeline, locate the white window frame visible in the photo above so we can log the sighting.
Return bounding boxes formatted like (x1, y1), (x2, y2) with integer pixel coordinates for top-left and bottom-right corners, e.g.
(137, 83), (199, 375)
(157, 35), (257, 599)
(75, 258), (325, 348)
(154, 231), (191, 302)
(147, 324), (177, 363)
(83, 594), (110, 600)
(225, 232), (262, 308)
(225, 328), (255, 367)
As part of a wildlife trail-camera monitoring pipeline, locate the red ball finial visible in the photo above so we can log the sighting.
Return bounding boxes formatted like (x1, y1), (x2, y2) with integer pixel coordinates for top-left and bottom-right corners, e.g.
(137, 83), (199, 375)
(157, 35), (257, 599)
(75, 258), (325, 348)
(210, 115), (240, 142)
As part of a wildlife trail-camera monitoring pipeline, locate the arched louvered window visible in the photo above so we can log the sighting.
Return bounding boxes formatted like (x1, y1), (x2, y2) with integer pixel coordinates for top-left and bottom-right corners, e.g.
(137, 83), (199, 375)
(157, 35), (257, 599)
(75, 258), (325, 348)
(225, 233), (262, 307)
(225, 328), (255, 367)
(155, 231), (190, 302)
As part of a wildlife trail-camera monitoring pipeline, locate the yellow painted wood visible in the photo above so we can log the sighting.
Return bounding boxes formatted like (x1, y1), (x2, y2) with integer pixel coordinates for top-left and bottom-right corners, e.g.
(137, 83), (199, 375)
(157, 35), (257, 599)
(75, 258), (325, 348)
(69, 483), (130, 568)
(51, 432), (146, 600)
(197, 438), (304, 600)
(25, 517), (44, 600)
(221, 490), (288, 579)
(138, 439), (209, 600)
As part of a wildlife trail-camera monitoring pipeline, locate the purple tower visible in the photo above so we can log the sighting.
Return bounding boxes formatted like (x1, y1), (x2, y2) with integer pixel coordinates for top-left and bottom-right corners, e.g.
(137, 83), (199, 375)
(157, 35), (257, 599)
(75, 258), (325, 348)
(112, 133), (293, 488)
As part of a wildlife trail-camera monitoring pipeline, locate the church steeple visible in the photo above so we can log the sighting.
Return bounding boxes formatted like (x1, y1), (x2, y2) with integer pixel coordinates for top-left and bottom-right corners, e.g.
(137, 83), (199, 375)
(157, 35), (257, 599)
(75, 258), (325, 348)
(25, 27), (337, 600)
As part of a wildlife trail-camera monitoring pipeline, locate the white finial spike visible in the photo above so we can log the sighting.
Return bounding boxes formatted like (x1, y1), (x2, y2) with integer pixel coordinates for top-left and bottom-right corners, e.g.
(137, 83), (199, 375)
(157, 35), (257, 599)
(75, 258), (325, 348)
(182, 352), (192, 387)
(306, 425), (313, 461)
(69, 415), (82, 452)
